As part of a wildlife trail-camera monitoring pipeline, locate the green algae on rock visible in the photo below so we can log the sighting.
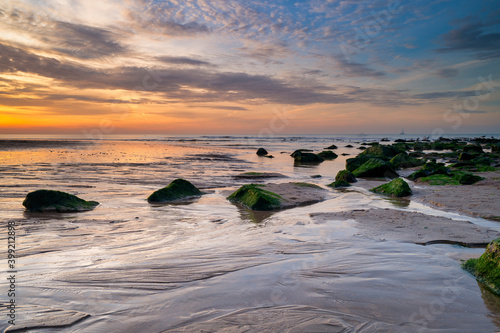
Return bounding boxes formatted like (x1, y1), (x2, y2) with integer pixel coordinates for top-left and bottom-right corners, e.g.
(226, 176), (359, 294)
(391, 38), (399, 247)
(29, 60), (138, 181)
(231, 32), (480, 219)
(227, 184), (283, 211)
(328, 180), (351, 188)
(335, 170), (357, 183)
(370, 178), (412, 197)
(148, 179), (203, 203)
(463, 238), (500, 295)
(23, 190), (99, 212)
(352, 158), (399, 178)
(291, 150), (324, 163)
(390, 152), (425, 169)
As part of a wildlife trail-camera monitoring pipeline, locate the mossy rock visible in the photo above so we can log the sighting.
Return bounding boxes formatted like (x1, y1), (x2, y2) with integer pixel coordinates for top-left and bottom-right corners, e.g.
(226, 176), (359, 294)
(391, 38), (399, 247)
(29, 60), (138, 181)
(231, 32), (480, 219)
(419, 174), (460, 185)
(477, 166), (496, 172)
(463, 144), (484, 154)
(148, 179), (203, 203)
(325, 144), (338, 150)
(256, 148), (268, 156)
(346, 155), (373, 172)
(459, 152), (474, 161)
(370, 178), (412, 197)
(360, 145), (401, 159)
(292, 151), (324, 163)
(23, 190), (99, 212)
(352, 158), (399, 178)
(335, 170), (357, 183)
(463, 238), (500, 295)
(227, 184), (283, 211)
(492, 144), (500, 153)
(407, 161), (450, 180)
(454, 172), (484, 185)
(328, 180), (351, 188)
(317, 150), (338, 160)
(390, 152), (425, 169)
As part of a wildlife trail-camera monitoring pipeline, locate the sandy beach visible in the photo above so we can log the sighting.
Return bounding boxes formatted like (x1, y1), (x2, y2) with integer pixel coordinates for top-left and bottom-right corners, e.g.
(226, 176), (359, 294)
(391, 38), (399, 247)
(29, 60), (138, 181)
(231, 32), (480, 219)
(1, 136), (500, 332)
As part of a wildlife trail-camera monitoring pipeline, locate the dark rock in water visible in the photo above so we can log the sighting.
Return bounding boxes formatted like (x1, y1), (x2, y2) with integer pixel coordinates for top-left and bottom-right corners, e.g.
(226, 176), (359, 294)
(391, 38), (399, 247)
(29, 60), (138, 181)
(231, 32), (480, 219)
(290, 149), (313, 157)
(325, 144), (338, 149)
(459, 152), (475, 161)
(317, 150), (338, 160)
(408, 161), (450, 180)
(234, 172), (286, 179)
(341, 153), (350, 156)
(345, 144), (354, 148)
(335, 170), (357, 183)
(390, 152), (425, 169)
(394, 139), (406, 143)
(148, 179), (203, 203)
(463, 238), (500, 295)
(455, 172), (484, 185)
(357, 146), (367, 150)
(352, 158), (399, 178)
(463, 144), (484, 154)
(23, 190), (99, 212)
(381, 138), (390, 142)
(346, 155), (373, 172)
(263, 155), (274, 158)
(328, 180), (351, 188)
(370, 178), (412, 197)
(292, 150), (324, 163)
(310, 175), (322, 178)
(227, 184), (283, 210)
(256, 148), (268, 156)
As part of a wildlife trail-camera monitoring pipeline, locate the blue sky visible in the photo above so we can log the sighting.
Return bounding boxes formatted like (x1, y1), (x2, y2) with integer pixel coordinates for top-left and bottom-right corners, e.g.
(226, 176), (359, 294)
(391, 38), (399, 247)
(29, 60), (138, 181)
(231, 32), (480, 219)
(0, 0), (499, 134)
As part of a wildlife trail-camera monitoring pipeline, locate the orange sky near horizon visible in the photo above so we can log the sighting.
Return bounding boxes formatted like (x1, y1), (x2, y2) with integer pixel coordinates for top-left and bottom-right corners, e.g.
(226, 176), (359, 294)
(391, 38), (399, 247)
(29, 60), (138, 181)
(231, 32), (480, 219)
(1, 0), (499, 135)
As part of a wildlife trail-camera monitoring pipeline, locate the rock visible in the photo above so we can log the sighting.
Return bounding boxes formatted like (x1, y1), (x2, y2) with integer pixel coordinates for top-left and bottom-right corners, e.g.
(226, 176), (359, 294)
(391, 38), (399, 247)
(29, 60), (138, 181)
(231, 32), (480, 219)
(234, 172), (286, 179)
(292, 151), (324, 163)
(407, 161), (450, 180)
(328, 180), (351, 188)
(22, 190), (99, 212)
(454, 172), (484, 185)
(390, 152), (425, 169)
(413, 142), (424, 151)
(310, 175), (322, 178)
(370, 178), (412, 197)
(317, 150), (338, 160)
(352, 158), (399, 178)
(256, 148), (268, 156)
(345, 144), (354, 148)
(325, 144), (338, 149)
(357, 146), (366, 150)
(359, 145), (401, 159)
(263, 155), (274, 158)
(148, 179), (203, 203)
(290, 149), (313, 157)
(463, 238), (500, 295)
(492, 144), (500, 153)
(346, 155), (373, 172)
(463, 144), (484, 154)
(459, 152), (475, 161)
(227, 184), (283, 210)
(341, 153), (350, 156)
(335, 170), (357, 183)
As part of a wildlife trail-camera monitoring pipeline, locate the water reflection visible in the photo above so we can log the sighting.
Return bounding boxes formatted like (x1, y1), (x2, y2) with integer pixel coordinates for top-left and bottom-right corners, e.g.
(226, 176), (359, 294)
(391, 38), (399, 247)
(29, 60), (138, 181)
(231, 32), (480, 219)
(479, 282), (500, 330)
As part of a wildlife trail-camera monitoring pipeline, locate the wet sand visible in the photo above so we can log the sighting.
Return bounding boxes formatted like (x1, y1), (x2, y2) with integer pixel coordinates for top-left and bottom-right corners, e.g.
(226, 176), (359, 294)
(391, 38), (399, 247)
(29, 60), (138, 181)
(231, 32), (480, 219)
(1, 137), (500, 332)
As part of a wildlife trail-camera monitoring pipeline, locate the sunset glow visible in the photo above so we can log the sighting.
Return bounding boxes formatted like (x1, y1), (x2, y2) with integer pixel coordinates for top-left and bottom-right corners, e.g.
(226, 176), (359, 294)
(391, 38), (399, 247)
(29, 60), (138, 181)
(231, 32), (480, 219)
(1, 0), (499, 135)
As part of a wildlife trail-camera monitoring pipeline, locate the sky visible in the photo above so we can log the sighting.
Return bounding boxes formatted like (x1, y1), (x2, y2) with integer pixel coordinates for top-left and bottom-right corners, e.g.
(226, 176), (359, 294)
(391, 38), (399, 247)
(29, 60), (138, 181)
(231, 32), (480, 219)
(0, 0), (499, 135)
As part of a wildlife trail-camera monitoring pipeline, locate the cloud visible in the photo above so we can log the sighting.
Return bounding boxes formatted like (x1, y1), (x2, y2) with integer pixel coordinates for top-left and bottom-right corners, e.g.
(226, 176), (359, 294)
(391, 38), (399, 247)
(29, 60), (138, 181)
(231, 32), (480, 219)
(0, 42), (353, 106)
(436, 22), (500, 59)
(453, 110), (488, 114)
(434, 68), (459, 78)
(412, 91), (476, 99)
(335, 58), (386, 78)
(50, 21), (128, 59)
(156, 56), (213, 66)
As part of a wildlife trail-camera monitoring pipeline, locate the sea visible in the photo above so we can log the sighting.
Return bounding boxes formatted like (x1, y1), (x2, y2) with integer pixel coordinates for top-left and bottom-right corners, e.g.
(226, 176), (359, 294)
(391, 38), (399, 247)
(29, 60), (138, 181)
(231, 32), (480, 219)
(0, 133), (499, 332)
